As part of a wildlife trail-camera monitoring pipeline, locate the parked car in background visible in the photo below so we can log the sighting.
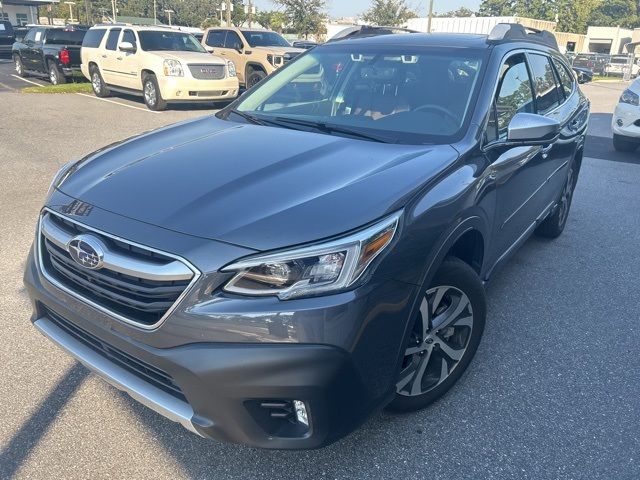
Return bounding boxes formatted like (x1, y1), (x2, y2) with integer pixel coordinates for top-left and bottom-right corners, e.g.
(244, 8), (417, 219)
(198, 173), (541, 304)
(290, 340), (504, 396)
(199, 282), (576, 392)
(0, 21), (16, 58)
(13, 26), (29, 43)
(26, 23), (588, 450)
(604, 55), (639, 78)
(292, 40), (317, 49)
(571, 53), (608, 76)
(572, 66), (593, 84)
(202, 27), (304, 87)
(12, 26), (86, 84)
(81, 25), (239, 111)
(612, 78), (640, 151)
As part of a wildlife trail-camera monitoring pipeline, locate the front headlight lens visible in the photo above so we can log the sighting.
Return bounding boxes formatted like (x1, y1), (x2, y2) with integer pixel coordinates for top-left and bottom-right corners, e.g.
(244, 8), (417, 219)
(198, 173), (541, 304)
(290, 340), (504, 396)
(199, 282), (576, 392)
(620, 89), (639, 106)
(226, 60), (237, 77)
(163, 59), (183, 77)
(47, 160), (76, 196)
(222, 211), (401, 300)
(266, 54), (284, 67)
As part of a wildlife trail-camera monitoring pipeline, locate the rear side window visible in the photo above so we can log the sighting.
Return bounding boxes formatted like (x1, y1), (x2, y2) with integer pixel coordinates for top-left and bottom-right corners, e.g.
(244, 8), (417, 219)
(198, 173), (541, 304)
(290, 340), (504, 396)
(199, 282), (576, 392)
(528, 54), (562, 114)
(82, 28), (106, 48)
(492, 54), (535, 140)
(552, 58), (574, 99)
(206, 30), (226, 47)
(45, 29), (86, 46)
(105, 28), (121, 51)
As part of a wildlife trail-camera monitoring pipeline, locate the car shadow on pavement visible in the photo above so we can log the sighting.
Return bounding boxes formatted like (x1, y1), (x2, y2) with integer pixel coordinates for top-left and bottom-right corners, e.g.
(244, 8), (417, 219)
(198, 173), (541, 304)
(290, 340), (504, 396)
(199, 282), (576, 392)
(585, 113), (639, 164)
(0, 364), (89, 479)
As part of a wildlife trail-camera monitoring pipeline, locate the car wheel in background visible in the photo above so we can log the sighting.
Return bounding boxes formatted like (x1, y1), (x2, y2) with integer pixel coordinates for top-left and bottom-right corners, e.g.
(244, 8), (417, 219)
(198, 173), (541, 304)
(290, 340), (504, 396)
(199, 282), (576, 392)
(388, 257), (486, 412)
(89, 65), (110, 98)
(48, 61), (66, 85)
(613, 133), (638, 153)
(142, 74), (167, 111)
(14, 55), (25, 77)
(536, 160), (578, 239)
(247, 70), (266, 88)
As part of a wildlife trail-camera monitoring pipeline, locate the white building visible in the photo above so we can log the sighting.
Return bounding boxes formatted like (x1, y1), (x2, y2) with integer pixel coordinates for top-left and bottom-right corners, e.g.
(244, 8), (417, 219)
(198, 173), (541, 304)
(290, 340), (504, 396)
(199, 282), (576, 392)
(0, 0), (58, 26)
(584, 26), (632, 54)
(407, 16), (556, 35)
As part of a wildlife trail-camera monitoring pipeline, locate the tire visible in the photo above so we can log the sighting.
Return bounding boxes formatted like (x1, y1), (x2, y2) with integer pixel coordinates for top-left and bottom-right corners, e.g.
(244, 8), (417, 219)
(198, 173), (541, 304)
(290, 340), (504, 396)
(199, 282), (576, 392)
(246, 69), (266, 88)
(142, 74), (167, 111)
(613, 133), (638, 153)
(48, 60), (66, 85)
(388, 257), (486, 412)
(535, 159), (578, 239)
(89, 65), (110, 98)
(14, 55), (26, 77)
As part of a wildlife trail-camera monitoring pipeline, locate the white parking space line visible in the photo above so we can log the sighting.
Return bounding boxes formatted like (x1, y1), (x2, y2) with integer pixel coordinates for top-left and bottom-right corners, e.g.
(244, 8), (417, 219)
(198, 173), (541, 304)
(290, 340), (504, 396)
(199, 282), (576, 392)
(11, 74), (46, 86)
(75, 93), (161, 114)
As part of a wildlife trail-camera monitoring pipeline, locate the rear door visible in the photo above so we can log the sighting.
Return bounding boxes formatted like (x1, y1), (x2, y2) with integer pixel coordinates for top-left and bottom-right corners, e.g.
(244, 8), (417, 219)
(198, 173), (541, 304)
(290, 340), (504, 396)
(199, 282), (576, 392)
(100, 27), (122, 85)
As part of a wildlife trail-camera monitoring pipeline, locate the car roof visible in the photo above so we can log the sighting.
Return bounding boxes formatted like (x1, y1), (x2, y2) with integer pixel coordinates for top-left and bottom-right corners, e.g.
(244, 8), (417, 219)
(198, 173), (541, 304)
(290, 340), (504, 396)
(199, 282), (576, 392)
(325, 32), (491, 49)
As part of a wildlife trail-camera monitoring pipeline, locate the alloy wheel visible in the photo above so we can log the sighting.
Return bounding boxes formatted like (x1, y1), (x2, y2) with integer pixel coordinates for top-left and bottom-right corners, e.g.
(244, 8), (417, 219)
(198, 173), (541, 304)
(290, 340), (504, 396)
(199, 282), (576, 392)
(15, 58), (22, 76)
(91, 72), (102, 94)
(396, 285), (474, 397)
(144, 81), (157, 107)
(49, 67), (58, 85)
(557, 166), (575, 227)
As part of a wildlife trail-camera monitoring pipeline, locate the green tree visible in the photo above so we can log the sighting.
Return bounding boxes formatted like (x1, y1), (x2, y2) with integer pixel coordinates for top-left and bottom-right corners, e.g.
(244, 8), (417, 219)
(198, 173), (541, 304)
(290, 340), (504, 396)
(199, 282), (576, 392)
(255, 10), (288, 32)
(273, 0), (327, 38)
(361, 0), (416, 26)
(478, 0), (517, 16)
(437, 7), (476, 17)
(588, 0), (639, 28)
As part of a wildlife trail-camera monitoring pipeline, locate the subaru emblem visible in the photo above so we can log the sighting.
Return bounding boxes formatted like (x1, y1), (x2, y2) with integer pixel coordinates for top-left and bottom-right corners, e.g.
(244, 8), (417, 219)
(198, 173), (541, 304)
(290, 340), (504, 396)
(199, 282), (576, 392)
(67, 235), (105, 270)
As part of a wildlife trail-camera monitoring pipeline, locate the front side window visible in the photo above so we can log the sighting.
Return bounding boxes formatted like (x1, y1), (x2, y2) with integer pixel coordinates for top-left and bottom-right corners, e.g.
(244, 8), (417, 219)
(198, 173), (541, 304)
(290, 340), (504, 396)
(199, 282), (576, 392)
(122, 29), (137, 49)
(224, 31), (243, 50)
(241, 30), (290, 48)
(137, 31), (205, 52)
(205, 30), (226, 48)
(105, 28), (121, 51)
(492, 54), (535, 140)
(528, 53), (562, 114)
(23, 28), (36, 43)
(233, 45), (485, 144)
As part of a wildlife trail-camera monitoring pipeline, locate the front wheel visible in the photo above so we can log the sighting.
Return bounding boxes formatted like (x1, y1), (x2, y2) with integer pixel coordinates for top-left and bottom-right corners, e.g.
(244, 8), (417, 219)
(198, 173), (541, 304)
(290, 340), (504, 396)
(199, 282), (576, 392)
(14, 55), (26, 77)
(142, 74), (167, 111)
(389, 257), (486, 412)
(246, 70), (266, 88)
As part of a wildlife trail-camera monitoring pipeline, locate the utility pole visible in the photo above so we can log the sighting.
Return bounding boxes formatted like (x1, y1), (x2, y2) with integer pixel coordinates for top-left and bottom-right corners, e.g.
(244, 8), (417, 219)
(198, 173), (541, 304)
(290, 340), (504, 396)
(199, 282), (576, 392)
(427, 0), (434, 33)
(226, 0), (231, 26)
(111, 0), (116, 22)
(154, 0), (157, 25)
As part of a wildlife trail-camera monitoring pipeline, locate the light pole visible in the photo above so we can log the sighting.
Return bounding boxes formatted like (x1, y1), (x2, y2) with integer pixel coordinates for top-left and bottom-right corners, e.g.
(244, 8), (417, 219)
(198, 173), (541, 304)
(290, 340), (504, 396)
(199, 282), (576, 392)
(244, 1), (255, 28)
(64, 1), (76, 23)
(426, 0), (434, 33)
(164, 8), (174, 26)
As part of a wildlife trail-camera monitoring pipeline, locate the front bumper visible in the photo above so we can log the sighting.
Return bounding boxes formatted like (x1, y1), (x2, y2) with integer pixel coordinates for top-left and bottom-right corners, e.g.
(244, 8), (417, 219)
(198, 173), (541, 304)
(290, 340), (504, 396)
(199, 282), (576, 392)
(612, 102), (640, 139)
(157, 75), (239, 101)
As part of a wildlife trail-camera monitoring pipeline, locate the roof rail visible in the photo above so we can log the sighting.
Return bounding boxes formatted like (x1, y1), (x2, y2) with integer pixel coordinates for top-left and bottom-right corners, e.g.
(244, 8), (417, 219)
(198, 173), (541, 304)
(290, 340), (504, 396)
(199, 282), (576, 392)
(487, 23), (558, 50)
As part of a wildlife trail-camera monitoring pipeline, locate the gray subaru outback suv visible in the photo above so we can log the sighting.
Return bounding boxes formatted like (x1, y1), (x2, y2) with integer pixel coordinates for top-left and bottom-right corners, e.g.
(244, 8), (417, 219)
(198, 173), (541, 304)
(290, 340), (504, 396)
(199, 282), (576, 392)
(24, 24), (589, 449)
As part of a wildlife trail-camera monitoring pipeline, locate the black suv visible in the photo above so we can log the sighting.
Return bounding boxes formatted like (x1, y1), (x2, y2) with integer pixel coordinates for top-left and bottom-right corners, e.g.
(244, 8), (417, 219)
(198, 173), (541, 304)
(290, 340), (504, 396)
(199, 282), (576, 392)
(25, 24), (589, 449)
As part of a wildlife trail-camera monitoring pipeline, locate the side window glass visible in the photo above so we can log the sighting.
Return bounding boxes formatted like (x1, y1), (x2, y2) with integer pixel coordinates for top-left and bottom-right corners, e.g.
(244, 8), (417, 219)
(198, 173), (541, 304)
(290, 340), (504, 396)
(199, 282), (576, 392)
(528, 54), (562, 114)
(205, 30), (226, 48)
(34, 29), (43, 43)
(494, 54), (535, 140)
(552, 58), (574, 99)
(224, 31), (243, 50)
(122, 29), (137, 49)
(105, 28), (121, 51)
(24, 29), (36, 43)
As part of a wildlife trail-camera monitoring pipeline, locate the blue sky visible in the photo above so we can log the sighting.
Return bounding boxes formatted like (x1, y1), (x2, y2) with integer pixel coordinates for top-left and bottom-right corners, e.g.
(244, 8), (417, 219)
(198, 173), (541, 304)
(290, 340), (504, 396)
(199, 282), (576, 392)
(251, 0), (482, 18)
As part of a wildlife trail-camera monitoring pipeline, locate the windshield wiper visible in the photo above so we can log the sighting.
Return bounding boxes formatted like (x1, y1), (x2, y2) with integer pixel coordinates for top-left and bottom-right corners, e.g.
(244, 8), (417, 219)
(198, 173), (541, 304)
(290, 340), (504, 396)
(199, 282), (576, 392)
(227, 109), (267, 126)
(271, 117), (395, 143)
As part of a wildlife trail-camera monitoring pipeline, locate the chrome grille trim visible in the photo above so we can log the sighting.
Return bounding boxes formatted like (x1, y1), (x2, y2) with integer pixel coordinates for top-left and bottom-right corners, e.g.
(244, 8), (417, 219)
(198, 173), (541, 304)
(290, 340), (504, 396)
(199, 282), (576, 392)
(187, 63), (226, 80)
(37, 207), (202, 330)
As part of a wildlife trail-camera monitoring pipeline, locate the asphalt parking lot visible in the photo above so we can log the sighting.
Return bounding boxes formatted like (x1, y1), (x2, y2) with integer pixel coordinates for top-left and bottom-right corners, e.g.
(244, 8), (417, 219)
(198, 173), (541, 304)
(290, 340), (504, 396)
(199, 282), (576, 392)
(1, 62), (639, 479)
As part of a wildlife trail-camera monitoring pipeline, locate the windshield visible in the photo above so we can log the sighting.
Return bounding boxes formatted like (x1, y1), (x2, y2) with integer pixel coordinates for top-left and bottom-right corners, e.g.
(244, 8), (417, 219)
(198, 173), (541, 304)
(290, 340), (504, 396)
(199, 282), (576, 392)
(241, 30), (290, 48)
(138, 31), (205, 52)
(233, 44), (485, 144)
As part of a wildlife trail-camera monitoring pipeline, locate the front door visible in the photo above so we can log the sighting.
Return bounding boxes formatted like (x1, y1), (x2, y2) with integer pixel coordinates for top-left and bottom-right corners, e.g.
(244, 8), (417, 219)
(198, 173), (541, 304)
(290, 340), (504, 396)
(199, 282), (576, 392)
(113, 29), (140, 90)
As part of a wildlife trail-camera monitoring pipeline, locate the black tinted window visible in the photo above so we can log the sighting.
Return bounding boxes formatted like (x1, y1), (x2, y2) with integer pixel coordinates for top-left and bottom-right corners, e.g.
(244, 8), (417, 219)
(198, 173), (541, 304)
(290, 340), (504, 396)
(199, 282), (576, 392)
(205, 30), (225, 47)
(494, 54), (535, 139)
(45, 29), (86, 46)
(528, 54), (562, 114)
(82, 28), (106, 48)
(105, 28), (121, 51)
(122, 29), (136, 48)
(0, 21), (14, 35)
(138, 31), (205, 52)
(23, 28), (36, 43)
(552, 58), (574, 98)
(224, 31), (243, 50)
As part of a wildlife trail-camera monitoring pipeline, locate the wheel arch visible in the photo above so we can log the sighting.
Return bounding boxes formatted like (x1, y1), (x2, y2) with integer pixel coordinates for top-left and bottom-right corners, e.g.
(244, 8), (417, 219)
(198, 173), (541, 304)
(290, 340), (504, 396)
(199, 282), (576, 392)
(245, 61), (267, 80)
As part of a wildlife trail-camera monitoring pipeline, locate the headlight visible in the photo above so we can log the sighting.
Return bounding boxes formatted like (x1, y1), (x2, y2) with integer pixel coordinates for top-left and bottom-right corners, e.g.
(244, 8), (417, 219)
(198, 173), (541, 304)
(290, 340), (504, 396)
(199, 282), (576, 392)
(266, 54), (284, 67)
(163, 59), (183, 77)
(222, 212), (401, 300)
(226, 60), (237, 77)
(620, 89), (639, 106)
(47, 160), (76, 196)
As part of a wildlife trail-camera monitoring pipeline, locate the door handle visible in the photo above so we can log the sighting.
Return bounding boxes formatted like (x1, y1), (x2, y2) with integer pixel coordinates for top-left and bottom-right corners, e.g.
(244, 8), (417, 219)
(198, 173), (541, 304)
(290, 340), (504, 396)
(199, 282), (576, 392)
(101, 54), (107, 58)
(541, 144), (553, 159)
(117, 56), (123, 60)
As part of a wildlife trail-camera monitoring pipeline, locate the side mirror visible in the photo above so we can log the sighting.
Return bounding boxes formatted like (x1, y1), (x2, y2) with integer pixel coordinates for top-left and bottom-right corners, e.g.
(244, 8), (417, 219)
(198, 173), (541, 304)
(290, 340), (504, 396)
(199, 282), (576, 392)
(507, 112), (560, 144)
(204, 45), (215, 53)
(118, 41), (136, 53)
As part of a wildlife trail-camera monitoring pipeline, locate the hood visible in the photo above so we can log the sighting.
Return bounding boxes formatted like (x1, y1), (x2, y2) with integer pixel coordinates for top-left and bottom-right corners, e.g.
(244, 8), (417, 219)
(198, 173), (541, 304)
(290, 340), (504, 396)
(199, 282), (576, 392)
(252, 46), (305, 56)
(59, 117), (459, 251)
(149, 50), (226, 64)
